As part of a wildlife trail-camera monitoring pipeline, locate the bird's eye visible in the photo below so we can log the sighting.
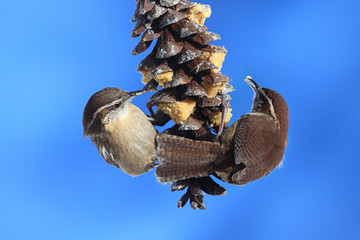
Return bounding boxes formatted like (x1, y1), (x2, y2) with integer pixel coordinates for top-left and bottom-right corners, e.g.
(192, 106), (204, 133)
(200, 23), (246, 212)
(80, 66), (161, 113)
(114, 103), (121, 108)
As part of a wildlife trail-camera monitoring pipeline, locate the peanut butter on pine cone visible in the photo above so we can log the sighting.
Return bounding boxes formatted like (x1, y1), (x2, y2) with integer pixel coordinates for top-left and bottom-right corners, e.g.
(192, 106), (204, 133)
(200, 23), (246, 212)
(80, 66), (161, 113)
(131, 0), (234, 210)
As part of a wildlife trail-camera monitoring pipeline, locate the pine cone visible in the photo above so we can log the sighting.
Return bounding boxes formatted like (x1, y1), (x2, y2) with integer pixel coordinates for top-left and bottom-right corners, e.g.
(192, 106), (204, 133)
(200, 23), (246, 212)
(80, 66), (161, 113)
(131, 0), (232, 209)
(132, 0), (233, 132)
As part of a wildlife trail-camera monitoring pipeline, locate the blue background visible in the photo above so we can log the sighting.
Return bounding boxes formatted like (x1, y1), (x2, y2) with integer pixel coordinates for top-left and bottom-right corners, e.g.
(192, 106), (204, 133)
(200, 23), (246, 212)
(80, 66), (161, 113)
(1, 0), (359, 239)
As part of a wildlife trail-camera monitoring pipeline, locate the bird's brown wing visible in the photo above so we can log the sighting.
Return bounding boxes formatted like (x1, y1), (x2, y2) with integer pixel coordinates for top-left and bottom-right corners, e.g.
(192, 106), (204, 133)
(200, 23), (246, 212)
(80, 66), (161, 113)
(91, 135), (117, 167)
(234, 113), (279, 167)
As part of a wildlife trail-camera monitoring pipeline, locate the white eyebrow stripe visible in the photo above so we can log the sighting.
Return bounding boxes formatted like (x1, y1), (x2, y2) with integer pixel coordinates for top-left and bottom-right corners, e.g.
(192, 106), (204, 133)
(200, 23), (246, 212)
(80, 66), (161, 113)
(260, 89), (277, 120)
(86, 98), (124, 133)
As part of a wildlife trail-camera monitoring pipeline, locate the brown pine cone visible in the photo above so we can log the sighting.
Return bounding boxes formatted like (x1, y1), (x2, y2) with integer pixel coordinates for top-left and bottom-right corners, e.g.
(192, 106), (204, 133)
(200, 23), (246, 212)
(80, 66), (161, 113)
(131, 0), (232, 210)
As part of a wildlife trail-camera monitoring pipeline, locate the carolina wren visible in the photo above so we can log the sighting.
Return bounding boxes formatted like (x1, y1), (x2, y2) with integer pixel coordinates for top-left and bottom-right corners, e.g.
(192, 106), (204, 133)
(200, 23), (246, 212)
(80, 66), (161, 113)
(83, 82), (158, 176)
(156, 77), (289, 185)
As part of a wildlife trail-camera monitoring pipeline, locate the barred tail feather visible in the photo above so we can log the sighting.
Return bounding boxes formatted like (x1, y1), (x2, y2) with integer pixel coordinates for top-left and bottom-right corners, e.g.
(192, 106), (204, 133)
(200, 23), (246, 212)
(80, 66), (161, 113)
(155, 134), (224, 183)
(156, 164), (212, 183)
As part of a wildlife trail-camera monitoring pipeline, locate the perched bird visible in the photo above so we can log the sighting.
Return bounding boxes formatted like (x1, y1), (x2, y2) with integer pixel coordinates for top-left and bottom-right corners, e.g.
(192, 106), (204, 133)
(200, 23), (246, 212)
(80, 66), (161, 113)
(156, 77), (289, 185)
(83, 82), (158, 176)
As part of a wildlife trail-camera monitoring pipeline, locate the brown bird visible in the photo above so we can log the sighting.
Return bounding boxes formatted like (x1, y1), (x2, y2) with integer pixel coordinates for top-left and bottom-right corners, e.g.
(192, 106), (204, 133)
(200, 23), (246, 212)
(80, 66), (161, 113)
(83, 81), (158, 176)
(156, 77), (289, 185)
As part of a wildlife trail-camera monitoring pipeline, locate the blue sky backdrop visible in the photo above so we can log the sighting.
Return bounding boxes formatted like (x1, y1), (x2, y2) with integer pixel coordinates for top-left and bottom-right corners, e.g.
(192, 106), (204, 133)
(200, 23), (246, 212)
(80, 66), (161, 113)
(1, 0), (359, 239)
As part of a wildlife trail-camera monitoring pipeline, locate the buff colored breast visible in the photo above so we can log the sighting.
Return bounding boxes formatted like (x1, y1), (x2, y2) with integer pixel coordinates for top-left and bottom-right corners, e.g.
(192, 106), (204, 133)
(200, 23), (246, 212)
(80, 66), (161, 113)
(104, 103), (157, 176)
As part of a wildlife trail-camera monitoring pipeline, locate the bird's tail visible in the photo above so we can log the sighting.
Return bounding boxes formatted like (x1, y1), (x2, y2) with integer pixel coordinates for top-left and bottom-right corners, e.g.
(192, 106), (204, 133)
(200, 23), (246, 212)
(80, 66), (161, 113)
(155, 133), (224, 183)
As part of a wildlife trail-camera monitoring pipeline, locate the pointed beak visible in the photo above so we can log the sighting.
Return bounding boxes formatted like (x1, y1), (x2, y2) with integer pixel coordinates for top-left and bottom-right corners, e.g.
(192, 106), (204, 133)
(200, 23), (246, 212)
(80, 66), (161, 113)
(128, 79), (158, 97)
(128, 89), (146, 97)
(245, 76), (260, 92)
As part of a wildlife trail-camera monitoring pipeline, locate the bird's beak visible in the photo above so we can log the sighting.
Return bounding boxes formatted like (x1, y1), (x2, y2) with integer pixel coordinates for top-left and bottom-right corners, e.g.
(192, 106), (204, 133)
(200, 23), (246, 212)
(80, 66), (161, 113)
(128, 90), (145, 97)
(245, 76), (260, 92)
(128, 79), (159, 97)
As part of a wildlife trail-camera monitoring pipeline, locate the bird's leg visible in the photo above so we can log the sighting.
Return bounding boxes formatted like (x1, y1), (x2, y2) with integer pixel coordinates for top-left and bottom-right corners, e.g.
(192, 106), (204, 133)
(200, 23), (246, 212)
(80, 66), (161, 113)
(218, 94), (230, 135)
(146, 86), (176, 126)
(146, 94), (171, 127)
(146, 98), (156, 117)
